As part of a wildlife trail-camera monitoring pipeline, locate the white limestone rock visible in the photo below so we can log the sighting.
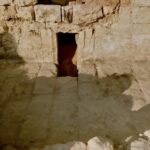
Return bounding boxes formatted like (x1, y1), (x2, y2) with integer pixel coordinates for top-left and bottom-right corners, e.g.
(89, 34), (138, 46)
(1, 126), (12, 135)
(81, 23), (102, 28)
(133, 0), (150, 6)
(144, 130), (150, 139)
(87, 137), (114, 150)
(132, 7), (150, 24)
(73, 3), (103, 25)
(0, 0), (13, 6)
(16, 6), (35, 20)
(15, 21), (56, 63)
(128, 138), (150, 150)
(70, 142), (86, 150)
(62, 5), (73, 23)
(103, 6), (114, 15)
(0, 6), (16, 21)
(17, 22), (40, 61)
(14, 0), (37, 6)
(34, 5), (61, 23)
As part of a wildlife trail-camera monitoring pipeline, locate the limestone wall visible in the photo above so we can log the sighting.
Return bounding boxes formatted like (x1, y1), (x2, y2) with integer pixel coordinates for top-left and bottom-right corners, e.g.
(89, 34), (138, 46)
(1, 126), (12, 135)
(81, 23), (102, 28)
(0, 0), (150, 76)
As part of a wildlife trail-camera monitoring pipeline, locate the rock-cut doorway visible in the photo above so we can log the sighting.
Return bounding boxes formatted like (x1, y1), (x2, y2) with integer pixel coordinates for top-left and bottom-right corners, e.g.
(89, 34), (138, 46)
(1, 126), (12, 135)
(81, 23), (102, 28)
(57, 33), (78, 77)
(37, 0), (74, 5)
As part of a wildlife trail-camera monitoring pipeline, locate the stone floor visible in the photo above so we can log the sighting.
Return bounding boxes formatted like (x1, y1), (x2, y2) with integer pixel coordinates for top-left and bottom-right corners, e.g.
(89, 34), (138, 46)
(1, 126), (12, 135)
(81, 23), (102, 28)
(0, 60), (150, 149)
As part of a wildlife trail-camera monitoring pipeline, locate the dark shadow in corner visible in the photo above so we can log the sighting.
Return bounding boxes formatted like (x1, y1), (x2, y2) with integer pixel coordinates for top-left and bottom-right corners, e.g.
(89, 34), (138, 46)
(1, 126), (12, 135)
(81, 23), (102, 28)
(0, 64), (150, 150)
(0, 32), (24, 62)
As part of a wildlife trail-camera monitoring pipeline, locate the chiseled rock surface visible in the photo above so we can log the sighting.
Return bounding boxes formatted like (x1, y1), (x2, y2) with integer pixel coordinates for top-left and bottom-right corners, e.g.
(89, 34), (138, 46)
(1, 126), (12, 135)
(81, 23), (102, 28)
(34, 5), (61, 23)
(0, 6), (16, 21)
(133, 0), (150, 6)
(73, 3), (103, 25)
(0, 0), (13, 6)
(14, 0), (37, 6)
(70, 142), (86, 150)
(16, 6), (35, 21)
(128, 138), (150, 150)
(87, 137), (114, 150)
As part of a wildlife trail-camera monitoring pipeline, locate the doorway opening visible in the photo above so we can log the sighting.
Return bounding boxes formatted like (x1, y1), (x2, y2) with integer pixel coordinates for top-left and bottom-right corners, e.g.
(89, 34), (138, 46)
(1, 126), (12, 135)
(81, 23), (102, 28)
(37, 0), (75, 5)
(57, 33), (78, 77)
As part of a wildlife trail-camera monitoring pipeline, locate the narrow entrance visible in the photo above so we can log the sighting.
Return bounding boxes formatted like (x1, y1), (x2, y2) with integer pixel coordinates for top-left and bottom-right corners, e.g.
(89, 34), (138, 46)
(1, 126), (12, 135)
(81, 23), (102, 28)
(37, 0), (75, 5)
(57, 33), (78, 77)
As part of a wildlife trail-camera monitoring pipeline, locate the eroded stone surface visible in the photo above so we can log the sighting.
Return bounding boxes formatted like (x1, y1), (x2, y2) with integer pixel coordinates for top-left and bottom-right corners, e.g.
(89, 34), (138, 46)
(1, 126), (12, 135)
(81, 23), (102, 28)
(87, 137), (114, 150)
(34, 5), (61, 23)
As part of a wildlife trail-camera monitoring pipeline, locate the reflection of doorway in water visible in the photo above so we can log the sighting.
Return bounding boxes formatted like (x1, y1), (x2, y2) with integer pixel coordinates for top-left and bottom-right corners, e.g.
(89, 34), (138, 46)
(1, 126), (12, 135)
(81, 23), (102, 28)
(57, 33), (78, 77)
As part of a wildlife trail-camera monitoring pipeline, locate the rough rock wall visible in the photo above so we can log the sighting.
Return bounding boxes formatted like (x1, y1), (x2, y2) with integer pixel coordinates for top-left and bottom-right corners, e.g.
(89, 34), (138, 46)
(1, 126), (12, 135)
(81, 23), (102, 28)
(0, 0), (127, 60)
(0, 0), (150, 75)
(0, 0), (121, 62)
(0, 0), (150, 60)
